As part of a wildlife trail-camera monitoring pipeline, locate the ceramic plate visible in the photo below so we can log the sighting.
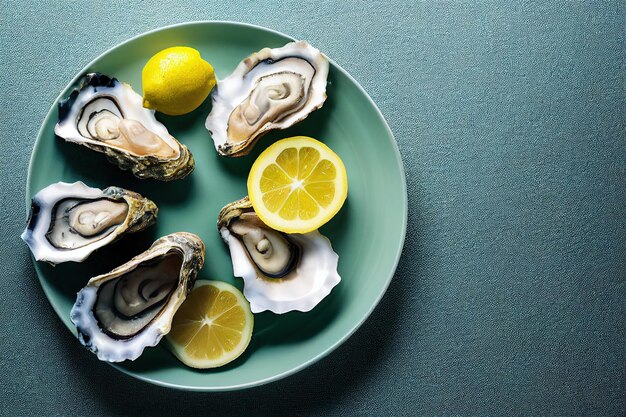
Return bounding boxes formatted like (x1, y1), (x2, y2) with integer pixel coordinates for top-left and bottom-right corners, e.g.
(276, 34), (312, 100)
(25, 21), (407, 391)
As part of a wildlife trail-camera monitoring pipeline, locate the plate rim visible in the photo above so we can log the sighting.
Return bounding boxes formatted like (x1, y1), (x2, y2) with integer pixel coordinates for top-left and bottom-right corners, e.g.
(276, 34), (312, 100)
(25, 20), (408, 391)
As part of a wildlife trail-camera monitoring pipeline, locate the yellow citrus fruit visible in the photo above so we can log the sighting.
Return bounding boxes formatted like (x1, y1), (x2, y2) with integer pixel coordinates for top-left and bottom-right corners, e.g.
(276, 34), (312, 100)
(166, 280), (253, 369)
(142, 46), (216, 116)
(247, 136), (348, 234)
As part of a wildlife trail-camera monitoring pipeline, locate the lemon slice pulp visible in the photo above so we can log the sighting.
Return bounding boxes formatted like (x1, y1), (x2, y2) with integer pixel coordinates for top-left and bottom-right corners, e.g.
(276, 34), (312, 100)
(166, 280), (253, 369)
(247, 136), (348, 234)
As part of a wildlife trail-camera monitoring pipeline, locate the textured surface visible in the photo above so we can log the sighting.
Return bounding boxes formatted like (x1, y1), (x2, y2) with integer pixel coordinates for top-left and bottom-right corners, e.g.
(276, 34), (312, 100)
(1, 1), (625, 416)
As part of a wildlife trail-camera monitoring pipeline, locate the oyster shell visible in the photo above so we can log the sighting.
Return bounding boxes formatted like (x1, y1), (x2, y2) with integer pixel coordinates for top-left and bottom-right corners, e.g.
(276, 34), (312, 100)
(21, 181), (157, 265)
(55, 73), (194, 181)
(206, 41), (329, 157)
(70, 232), (205, 362)
(217, 197), (340, 313)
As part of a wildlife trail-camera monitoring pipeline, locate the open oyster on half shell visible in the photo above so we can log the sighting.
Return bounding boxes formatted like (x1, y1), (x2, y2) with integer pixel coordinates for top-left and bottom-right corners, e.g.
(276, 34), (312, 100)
(70, 232), (205, 362)
(217, 197), (340, 314)
(206, 41), (329, 157)
(21, 181), (157, 265)
(55, 73), (194, 181)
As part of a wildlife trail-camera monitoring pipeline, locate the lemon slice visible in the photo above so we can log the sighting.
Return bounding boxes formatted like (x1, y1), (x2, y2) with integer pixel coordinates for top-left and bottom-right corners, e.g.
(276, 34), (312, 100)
(247, 136), (348, 234)
(166, 280), (253, 369)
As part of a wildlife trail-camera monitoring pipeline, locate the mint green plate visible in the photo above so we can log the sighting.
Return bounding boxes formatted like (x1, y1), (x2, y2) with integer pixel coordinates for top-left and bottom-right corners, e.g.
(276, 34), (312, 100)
(26, 21), (407, 391)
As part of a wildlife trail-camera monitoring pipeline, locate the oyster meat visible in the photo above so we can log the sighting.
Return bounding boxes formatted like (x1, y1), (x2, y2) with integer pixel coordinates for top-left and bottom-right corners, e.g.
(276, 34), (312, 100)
(55, 73), (194, 181)
(21, 181), (157, 265)
(70, 232), (205, 362)
(206, 41), (329, 157)
(217, 197), (340, 314)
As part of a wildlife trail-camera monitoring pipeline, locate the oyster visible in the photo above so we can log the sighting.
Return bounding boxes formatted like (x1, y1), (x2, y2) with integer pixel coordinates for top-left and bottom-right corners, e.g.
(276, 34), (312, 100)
(55, 73), (194, 181)
(70, 232), (205, 362)
(217, 197), (340, 314)
(206, 41), (329, 157)
(21, 181), (157, 265)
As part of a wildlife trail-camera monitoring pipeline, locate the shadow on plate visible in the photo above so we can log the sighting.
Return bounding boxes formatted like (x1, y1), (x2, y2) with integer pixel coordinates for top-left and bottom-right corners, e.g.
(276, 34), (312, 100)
(155, 92), (213, 137)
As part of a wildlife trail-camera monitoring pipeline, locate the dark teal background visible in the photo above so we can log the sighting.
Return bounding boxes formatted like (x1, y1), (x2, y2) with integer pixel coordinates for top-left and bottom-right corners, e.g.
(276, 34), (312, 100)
(1, 1), (624, 416)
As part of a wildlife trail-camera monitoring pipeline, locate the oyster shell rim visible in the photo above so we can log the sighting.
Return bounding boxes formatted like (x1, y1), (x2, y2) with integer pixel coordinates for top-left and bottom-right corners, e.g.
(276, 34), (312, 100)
(55, 73), (195, 181)
(70, 232), (206, 362)
(205, 40), (330, 157)
(21, 181), (158, 265)
(217, 196), (341, 314)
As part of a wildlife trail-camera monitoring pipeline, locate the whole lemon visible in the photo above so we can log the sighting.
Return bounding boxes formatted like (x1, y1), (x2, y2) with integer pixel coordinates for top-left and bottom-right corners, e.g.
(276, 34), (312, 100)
(142, 46), (216, 116)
